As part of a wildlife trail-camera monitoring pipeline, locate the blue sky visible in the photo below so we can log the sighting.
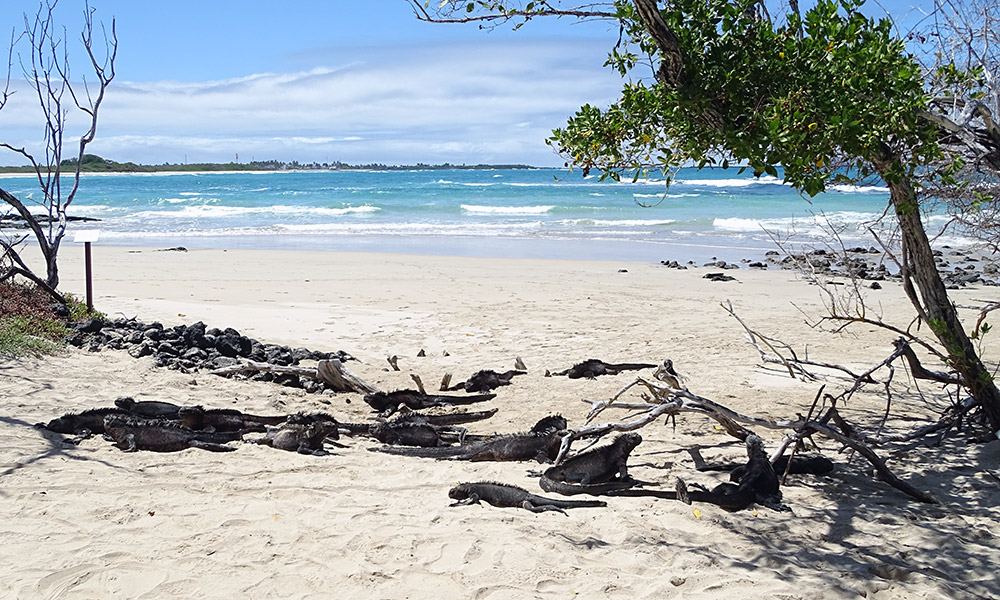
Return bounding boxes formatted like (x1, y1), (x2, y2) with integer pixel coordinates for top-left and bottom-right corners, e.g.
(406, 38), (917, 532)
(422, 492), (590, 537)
(0, 0), (932, 167)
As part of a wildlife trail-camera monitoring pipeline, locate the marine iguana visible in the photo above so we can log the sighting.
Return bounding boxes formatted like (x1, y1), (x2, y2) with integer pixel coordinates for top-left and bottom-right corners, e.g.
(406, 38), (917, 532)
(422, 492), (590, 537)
(553, 359), (658, 379)
(256, 413), (341, 455)
(39, 407), (127, 438)
(363, 389), (496, 413)
(339, 408), (498, 437)
(539, 433), (644, 496)
(176, 405), (287, 433)
(697, 454), (835, 477)
(367, 412), (468, 447)
(460, 414), (568, 444)
(449, 481), (607, 514)
(609, 435), (788, 512)
(372, 422), (565, 462)
(450, 369), (526, 393)
(102, 414), (242, 452)
(115, 396), (182, 418)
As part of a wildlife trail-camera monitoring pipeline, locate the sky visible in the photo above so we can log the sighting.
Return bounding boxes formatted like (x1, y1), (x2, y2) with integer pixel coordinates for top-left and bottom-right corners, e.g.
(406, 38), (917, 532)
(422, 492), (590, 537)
(0, 0), (933, 167)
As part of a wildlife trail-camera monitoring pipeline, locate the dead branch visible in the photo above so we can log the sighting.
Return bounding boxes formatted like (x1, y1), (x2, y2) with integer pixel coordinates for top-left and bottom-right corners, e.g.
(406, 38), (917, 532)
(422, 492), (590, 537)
(563, 370), (938, 504)
(410, 373), (426, 395)
(209, 358), (379, 394)
(723, 300), (817, 380)
(893, 337), (965, 386)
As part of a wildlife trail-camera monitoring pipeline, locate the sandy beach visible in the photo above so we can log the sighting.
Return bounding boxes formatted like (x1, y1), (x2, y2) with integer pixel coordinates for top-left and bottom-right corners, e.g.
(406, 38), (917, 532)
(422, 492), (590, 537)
(2, 245), (998, 599)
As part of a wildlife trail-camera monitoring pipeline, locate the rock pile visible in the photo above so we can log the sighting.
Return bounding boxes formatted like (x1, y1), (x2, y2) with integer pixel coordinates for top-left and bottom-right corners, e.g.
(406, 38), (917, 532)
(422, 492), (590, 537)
(659, 246), (1000, 288)
(67, 318), (353, 393)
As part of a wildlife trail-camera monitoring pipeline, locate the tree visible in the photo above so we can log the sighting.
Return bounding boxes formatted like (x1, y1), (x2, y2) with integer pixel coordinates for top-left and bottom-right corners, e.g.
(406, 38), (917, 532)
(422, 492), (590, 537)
(913, 0), (1000, 250)
(0, 0), (117, 303)
(413, 0), (1000, 431)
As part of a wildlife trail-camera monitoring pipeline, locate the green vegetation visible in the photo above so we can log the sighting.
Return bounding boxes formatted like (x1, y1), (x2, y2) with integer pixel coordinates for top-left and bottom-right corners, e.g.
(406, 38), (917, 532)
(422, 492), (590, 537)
(0, 155), (537, 174)
(0, 280), (102, 357)
(418, 0), (1000, 429)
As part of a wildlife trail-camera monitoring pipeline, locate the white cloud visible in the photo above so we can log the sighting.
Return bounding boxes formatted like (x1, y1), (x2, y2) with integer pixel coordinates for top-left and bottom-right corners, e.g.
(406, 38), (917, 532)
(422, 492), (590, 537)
(0, 37), (626, 166)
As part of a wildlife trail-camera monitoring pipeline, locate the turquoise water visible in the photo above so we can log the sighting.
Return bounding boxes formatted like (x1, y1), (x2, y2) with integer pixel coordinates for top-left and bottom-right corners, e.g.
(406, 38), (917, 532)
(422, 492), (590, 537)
(0, 168), (957, 262)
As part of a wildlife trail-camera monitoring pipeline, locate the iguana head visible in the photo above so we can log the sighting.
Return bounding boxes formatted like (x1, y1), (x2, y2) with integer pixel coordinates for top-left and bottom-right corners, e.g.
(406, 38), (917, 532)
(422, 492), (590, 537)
(448, 483), (473, 500)
(530, 414), (567, 435)
(615, 432), (643, 451)
(114, 396), (136, 411)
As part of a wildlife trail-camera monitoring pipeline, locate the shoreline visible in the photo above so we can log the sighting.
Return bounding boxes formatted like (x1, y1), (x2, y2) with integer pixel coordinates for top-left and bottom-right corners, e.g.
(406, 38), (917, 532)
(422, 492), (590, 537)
(89, 233), (783, 265)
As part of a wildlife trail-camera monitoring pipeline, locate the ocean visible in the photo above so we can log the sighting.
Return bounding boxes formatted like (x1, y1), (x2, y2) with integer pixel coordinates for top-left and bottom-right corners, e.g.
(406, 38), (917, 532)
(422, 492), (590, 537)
(0, 168), (963, 263)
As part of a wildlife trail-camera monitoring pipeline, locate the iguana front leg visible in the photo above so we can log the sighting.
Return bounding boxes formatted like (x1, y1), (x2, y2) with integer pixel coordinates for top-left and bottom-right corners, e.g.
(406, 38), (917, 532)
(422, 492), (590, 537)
(675, 477), (691, 505)
(522, 501), (567, 515)
(65, 428), (93, 445)
(297, 442), (328, 456)
(449, 494), (481, 507)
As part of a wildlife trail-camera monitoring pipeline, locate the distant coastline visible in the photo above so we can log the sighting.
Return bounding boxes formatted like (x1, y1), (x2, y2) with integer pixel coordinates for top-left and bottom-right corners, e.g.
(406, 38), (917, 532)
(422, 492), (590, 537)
(0, 154), (538, 175)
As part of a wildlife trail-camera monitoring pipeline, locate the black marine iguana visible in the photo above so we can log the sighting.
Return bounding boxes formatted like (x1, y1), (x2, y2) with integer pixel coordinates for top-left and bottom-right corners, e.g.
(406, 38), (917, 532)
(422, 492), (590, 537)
(694, 453), (835, 477)
(553, 359), (657, 379)
(115, 397), (182, 418)
(363, 389), (496, 413)
(450, 369), (526, 393)
(449, 481), (607, 514)
(367, 412), (469, 447)
(102, 414), (242, 452)
(256, 412), (341, 455)
(371, 416), (567, 462)
(39, 407), (127, 438)
(176, 405), (287, 433)
(609, 435), (788, 512)
(539, 433), (644, 496)
(339, 408), (498, 437)
(459, 413), (567, 444)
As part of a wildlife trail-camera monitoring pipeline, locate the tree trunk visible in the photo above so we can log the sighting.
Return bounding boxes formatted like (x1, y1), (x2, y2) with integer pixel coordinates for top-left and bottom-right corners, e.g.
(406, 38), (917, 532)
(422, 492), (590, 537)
(880, 161), (1000, 431)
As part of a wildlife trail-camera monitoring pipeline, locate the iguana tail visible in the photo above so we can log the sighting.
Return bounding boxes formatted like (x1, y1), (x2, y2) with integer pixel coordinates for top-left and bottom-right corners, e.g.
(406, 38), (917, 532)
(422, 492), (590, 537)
(368, 445), (469, 459)
(539, 476), (639, 497)
(420, 408), (498, 425)
(427, 393), (497, 405)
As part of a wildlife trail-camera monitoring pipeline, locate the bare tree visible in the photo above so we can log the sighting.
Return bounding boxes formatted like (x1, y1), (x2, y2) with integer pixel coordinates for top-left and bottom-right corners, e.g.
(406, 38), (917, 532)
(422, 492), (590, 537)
(0, 0), (116, 303)
(913, 0), (1000, 250)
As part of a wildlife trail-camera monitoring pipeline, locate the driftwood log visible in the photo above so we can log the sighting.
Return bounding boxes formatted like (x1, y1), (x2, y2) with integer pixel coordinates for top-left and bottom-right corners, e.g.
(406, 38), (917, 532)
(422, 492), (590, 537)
(559, 363), (938, 504)
(210, 359), (378, 394)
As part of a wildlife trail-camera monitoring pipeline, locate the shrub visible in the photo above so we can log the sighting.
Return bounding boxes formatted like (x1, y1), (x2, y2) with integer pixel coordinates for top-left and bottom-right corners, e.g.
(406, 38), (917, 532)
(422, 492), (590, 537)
(0, 280), (100, 357)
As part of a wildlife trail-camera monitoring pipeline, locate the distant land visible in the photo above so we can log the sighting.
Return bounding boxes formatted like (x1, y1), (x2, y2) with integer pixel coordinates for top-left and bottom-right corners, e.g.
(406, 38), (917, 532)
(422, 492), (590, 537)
(0, 154), (537, 174)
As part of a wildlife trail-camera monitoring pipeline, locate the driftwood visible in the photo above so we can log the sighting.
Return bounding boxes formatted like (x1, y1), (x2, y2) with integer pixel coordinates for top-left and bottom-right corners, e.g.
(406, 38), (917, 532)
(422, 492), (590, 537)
(210, 359), (379, 394)
(559, 365), (938, 504)
(411, 374), (426, 395)
(317, 360), (379, 394)
(439, 373), (453, 391)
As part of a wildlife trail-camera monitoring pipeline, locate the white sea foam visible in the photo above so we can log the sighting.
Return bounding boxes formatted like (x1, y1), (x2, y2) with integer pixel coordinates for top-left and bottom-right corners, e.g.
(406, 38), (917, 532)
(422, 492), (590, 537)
(828, 184), (888, 194)
(676, 175), (785, 188)
(461, 205), (554, 215)
(100, 220), (545, 239)
(133, 204), (380, 219)
(560, 218), (676, 227)
(67, 204), (122, 215)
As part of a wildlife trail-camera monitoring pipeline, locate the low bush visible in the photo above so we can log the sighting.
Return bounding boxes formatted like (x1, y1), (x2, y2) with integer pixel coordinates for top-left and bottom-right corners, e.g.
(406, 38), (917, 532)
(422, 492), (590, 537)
(0, 280), (101, 357)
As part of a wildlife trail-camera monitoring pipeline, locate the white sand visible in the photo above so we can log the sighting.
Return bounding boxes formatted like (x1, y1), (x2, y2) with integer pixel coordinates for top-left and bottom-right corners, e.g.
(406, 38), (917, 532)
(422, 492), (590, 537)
(1, 245), (997, 599)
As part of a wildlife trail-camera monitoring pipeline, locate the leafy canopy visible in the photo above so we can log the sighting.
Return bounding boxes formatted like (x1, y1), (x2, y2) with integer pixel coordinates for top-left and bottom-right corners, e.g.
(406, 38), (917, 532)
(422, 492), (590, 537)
(548, 0), (940, 196)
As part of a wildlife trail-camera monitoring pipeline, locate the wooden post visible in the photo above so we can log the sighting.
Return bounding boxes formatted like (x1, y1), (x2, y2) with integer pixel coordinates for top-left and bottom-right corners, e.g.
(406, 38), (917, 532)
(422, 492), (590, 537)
(84, 241), (93, 311)
(74, 230), (100, 311)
